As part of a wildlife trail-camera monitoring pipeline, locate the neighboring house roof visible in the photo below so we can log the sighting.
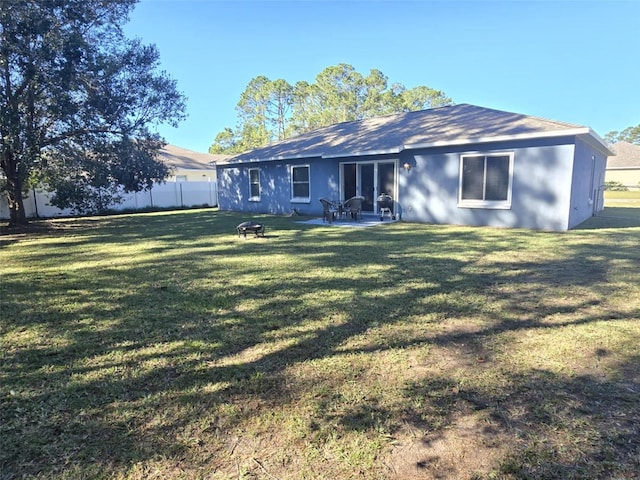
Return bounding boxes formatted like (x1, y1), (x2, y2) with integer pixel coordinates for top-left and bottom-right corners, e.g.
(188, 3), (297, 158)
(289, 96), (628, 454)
(607, 141), (640, 169)
(158, 144), (229, 170)
(221, 104), (612, 164)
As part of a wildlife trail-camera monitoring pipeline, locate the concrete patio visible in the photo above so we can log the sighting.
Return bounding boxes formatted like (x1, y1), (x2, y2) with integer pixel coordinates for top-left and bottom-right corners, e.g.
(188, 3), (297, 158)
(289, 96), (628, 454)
(297, 216), (399, 228)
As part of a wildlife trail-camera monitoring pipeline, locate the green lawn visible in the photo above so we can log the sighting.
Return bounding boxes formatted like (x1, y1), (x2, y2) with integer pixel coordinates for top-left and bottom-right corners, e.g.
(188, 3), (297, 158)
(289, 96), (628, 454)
(604, 191), (640, 200)
(1, 209), (639, 479)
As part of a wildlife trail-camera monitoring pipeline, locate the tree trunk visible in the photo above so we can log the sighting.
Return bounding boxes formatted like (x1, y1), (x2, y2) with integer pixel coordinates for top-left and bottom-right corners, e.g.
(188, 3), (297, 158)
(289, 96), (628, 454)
(2, 151), (28, 227)
(7, 183), (27, 227)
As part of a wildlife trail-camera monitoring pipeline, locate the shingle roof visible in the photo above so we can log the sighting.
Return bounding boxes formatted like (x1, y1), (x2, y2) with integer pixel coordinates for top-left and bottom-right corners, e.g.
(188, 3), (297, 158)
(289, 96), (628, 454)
(607, 141), (640, 169)
(223, 104), (611, 163)
(158, 144), (229, 169)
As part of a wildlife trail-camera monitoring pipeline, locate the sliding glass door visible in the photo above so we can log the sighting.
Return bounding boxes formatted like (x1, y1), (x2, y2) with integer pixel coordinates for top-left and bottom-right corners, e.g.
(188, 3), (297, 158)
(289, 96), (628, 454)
(341, 160), (397, 213)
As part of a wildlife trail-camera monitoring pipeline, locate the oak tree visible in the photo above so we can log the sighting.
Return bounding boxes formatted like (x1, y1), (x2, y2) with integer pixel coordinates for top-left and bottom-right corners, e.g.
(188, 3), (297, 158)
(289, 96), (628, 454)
(0, 0), (186, 226)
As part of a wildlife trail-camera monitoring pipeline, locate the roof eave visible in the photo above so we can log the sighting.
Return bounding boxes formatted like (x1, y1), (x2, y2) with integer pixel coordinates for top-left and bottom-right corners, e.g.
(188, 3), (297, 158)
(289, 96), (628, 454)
(581, 128), (616, 156)
(404, 128), (596, 151)
(322, 147), (402, 159)
(218, 153), (324, 166)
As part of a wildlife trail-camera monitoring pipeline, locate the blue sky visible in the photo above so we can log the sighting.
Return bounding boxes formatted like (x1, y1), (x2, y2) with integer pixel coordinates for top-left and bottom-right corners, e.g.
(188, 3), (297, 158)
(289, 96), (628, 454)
(124, 0), (640, 153)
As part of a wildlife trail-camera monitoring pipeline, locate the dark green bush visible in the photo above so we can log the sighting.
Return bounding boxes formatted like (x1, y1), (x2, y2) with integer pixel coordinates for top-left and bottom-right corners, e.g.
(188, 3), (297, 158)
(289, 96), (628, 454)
(604, 181), (629, 191)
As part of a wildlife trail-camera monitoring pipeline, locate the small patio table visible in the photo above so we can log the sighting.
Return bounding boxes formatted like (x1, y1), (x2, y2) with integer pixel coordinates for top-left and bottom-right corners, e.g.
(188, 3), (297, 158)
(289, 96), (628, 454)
(331, 200), (345, 220)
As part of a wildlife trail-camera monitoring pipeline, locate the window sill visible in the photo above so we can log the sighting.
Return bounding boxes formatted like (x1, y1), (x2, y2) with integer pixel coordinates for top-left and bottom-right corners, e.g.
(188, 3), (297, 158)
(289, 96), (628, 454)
(248, 197), (261, 202)
(291, 198), (311, 204)
(458, 201), (511, 210)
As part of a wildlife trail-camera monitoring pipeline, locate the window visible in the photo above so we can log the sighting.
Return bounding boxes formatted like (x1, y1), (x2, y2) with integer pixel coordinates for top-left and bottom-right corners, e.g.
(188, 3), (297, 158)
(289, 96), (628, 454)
(459, 153), (513, 208)
(291, 165), (310, 202)
(249, 168), (260, 200)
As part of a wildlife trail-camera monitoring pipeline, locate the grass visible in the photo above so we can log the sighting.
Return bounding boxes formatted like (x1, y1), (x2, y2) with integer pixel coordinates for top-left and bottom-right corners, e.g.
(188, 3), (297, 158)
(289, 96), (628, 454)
(1, 207), (639, 479)
(604, 191), (640, 200)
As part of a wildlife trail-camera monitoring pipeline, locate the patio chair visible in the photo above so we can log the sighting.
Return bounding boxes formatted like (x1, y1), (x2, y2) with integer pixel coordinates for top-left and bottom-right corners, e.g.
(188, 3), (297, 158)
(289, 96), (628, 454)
(343, 195), (365, 221)
(320, 198), (339, 223)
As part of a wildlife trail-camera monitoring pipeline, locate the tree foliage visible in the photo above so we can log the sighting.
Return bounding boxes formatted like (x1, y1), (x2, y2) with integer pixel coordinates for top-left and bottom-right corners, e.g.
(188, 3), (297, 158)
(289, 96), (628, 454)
(0, 0), (186, 226)
(209, 63), (453, 154)
(604, 124), (640, 145)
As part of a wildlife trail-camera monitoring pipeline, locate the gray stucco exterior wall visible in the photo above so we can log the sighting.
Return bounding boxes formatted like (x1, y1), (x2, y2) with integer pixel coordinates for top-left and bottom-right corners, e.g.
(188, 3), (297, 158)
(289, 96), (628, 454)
(399, 138), (577, 231)
(567, 137), (607, 229)
(217, 156), (340, 216)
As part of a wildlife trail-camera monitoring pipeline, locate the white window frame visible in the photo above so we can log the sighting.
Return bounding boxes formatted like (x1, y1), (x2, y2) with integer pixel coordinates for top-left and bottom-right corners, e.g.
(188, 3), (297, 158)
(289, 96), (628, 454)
(248, 168), (261, 201)
(458, 152), (514, 209)
(290, 164), (311, 203)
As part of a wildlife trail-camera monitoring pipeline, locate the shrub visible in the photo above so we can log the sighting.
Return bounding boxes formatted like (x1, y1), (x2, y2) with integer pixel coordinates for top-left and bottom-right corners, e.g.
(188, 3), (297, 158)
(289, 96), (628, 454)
(604, 181), (629, 191)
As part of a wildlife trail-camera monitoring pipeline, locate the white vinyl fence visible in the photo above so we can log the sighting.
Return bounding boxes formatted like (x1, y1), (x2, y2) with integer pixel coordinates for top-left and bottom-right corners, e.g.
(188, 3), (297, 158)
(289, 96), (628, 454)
(0, 181), (218, 220)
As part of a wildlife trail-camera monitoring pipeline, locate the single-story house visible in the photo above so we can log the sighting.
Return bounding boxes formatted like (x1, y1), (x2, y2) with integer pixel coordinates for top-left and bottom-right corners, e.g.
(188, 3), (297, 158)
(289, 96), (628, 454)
(215, 104), (613, 231)
(606, 141), (640, 189)
(159, 144), (227, 182)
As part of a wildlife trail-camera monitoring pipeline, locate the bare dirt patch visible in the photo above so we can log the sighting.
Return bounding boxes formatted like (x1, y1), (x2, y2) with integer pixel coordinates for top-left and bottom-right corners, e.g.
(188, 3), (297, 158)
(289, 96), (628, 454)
(385, 409), (508, 479)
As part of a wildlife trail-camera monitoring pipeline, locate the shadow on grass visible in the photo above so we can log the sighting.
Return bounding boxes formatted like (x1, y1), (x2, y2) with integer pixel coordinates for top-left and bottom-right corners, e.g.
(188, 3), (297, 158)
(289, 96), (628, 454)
(1, 210), (639, 478)
(401, 365), (640, 479)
